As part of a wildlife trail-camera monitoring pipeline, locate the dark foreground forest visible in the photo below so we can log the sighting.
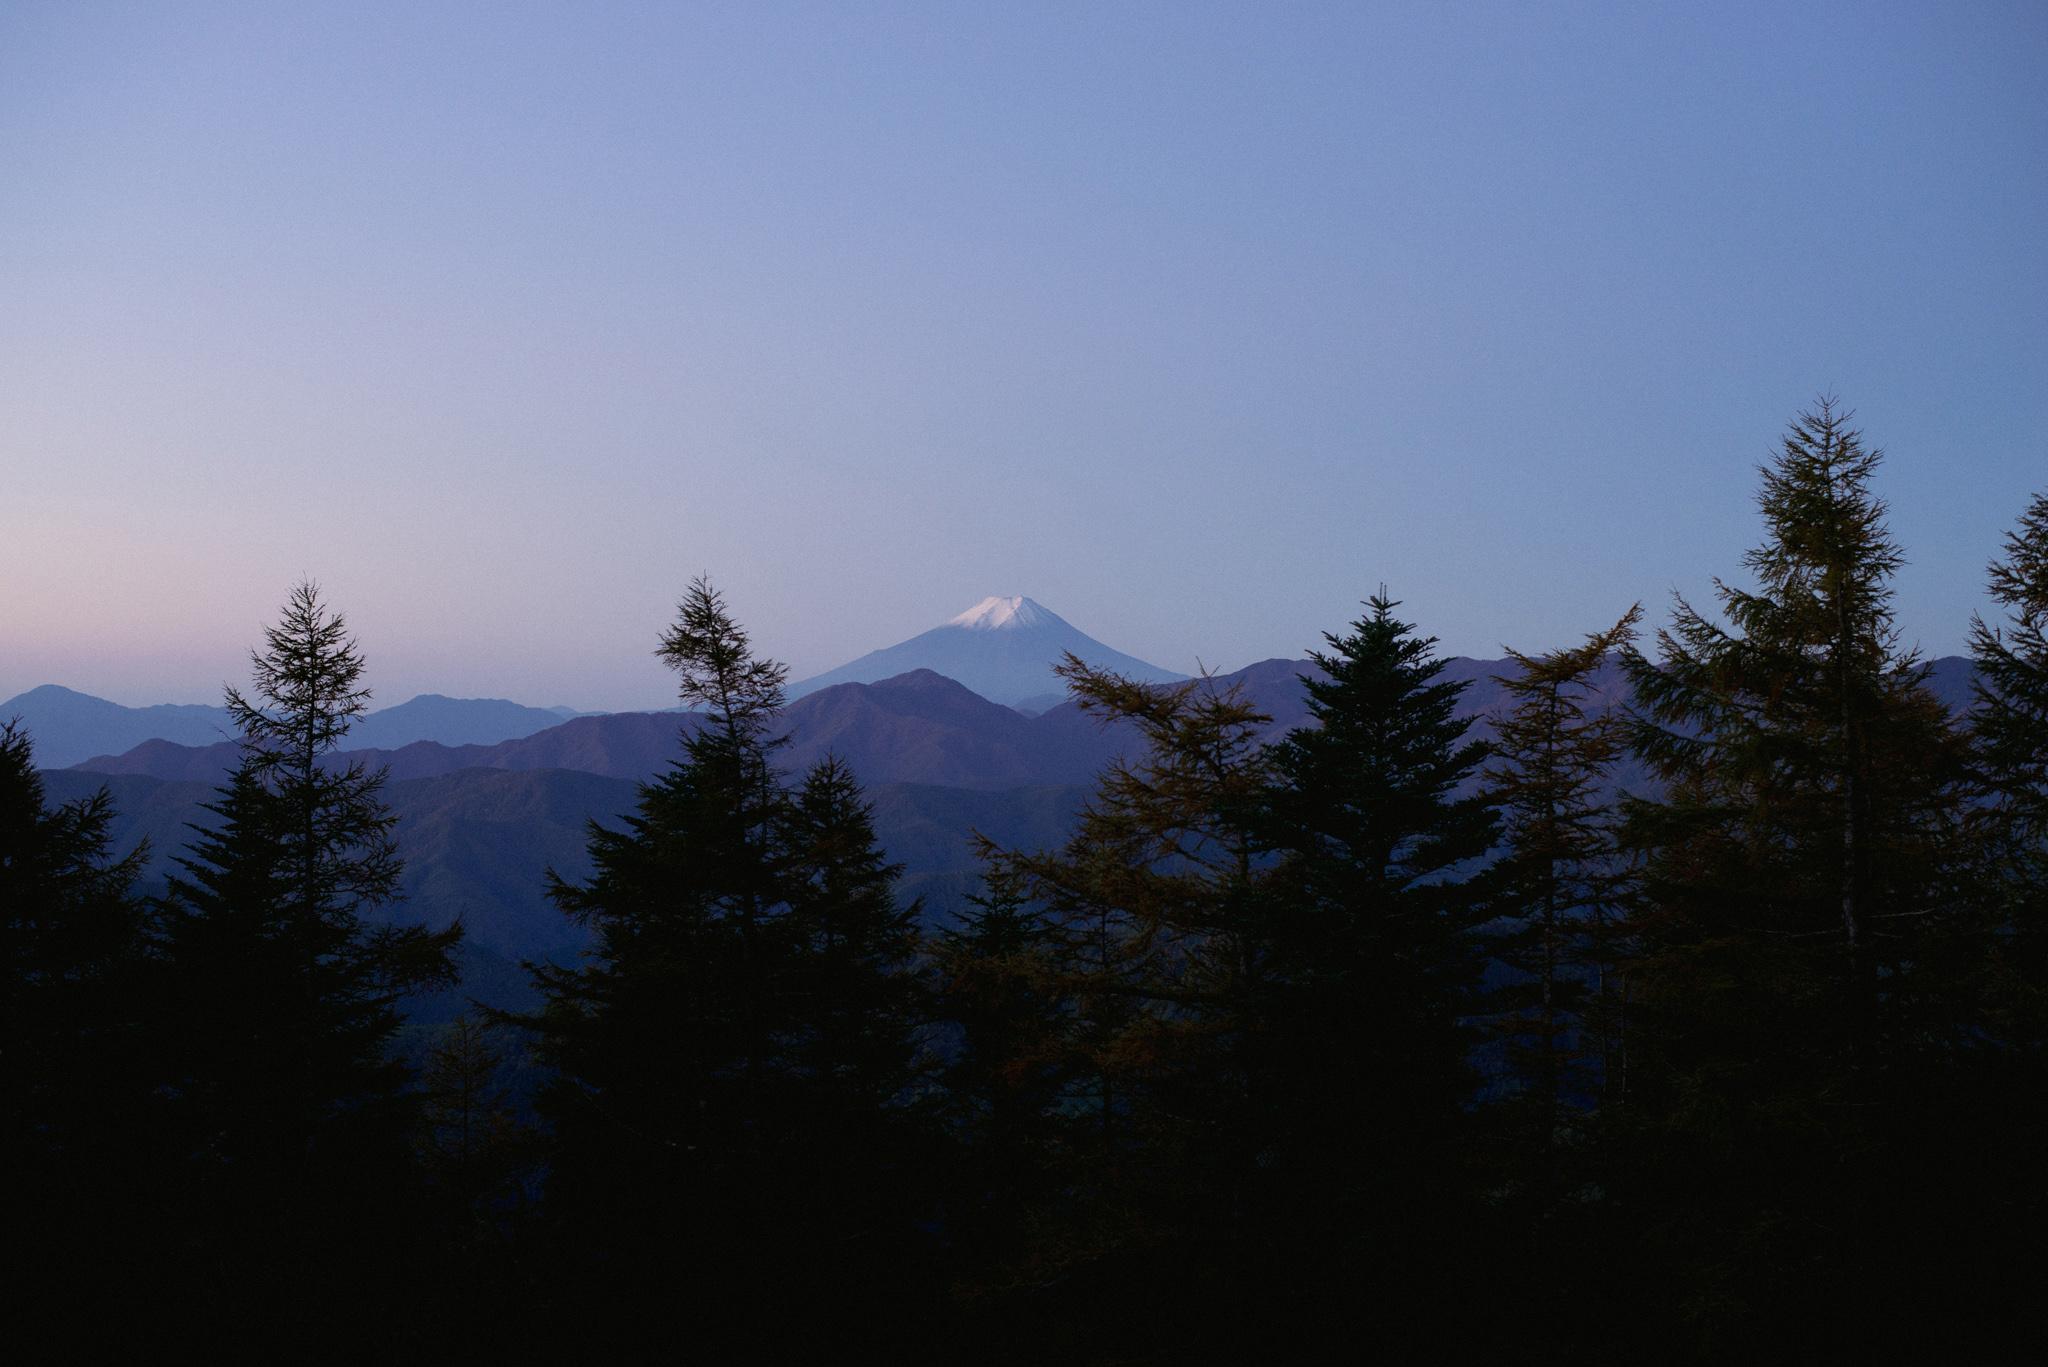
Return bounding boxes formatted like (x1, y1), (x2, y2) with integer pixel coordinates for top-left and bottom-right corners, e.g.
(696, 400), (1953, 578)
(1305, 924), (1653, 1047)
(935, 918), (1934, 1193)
(8, 404), (2045, 1358)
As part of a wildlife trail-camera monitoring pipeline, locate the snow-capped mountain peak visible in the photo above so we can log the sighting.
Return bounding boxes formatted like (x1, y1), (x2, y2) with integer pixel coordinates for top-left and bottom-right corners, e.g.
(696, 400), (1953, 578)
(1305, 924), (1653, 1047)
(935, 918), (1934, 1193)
(789, 595), (1186, 704)
(947, 595), (1051, 631)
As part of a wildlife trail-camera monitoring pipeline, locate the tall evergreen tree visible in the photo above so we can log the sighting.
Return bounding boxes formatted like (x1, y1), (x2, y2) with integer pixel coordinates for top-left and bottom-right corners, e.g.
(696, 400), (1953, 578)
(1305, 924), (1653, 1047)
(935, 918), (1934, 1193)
(529, 580), (933, 1338)
(1481, 606), (1641, 1138)
(1257, 591), (1497, 1277)
(149, 583), (458, 1331)
(1965, 491), (2048, 1142)
(1968, 489), (2048, 910)
(2, 721), (155, 1318)
(419, 1014), (526, 1202)
(415, 1011), (538, 1326)
(3, 721), (150, 1153)
(774, 755), (934, 1308)
(527, 578), (794, 1307)
(932, 859), (1063, 1286)
(980, 658), (1277, 1353)
(781, 756), (925, 1120)
(1616, 401), (1974, 1347)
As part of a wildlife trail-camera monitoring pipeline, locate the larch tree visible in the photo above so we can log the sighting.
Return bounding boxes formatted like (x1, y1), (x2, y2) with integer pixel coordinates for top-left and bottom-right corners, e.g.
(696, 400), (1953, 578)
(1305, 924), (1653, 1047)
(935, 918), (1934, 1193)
(1481, 604), (1641, 1139)
(149, 581), (459, 1330)
(1616, 401), (1973, 1343)
(1622, 402), (1967, 1077)
(1968, 489), (2048, 904)
(1967, 491), (2048, 1054)
(526, 577), (796, 1303)
(529, 578), (934, 1339)
(781, 756), (925, 1119)
(981, 656), (1277, 1332)
(418, 1014), (528, 1210)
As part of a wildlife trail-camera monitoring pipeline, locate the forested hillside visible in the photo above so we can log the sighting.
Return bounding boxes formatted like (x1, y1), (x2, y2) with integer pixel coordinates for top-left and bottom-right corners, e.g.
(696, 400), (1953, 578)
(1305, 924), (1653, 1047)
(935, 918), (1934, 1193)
(8, 407), (2043, 1357)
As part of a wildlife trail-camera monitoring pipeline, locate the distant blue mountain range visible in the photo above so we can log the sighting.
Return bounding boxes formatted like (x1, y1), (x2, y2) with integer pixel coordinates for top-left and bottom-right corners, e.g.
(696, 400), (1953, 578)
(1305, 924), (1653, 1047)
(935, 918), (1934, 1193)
(8, 586), (1979, 774)
(26, 648), (1982, 1015)
(0, 685), (578, 769)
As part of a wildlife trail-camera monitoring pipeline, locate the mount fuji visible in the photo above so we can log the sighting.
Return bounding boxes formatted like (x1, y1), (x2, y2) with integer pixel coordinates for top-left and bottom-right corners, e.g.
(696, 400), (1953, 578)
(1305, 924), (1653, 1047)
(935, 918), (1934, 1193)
(788, 596), (1187, 707)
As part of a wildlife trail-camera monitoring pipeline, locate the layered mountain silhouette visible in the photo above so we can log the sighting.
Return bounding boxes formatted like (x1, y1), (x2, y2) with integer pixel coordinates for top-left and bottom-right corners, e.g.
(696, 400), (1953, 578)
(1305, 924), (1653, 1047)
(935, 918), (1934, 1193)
(28, 631), (1982, 1013)
(72, 670), (1143, 789)
(789, 595), (1187, 705)
(2, 685), (586, 768)
(10, 594), (1169, 761)
(343, 693), (574, 750)
(63, 653), (1981, 794)
(35, 760), (1096, 1022)
(1, 685), (237, 769)
(46, 660), (1318, 988)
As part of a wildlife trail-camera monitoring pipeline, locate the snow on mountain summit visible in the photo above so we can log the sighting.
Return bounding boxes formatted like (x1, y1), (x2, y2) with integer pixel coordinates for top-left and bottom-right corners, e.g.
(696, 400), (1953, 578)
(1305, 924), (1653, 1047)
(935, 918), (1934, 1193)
(788, 595), (1185, 705)
(947, 596), (1052, 630)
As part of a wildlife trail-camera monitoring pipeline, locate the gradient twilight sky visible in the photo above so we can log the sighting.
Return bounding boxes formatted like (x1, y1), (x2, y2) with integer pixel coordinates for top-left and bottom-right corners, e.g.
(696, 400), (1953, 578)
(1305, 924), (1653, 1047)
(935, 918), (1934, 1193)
(3, 2), (2043, 711)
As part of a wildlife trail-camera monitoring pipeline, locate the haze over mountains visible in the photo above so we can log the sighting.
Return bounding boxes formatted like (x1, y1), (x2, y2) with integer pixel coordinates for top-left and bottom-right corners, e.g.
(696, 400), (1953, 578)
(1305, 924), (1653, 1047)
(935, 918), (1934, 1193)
(70, 663), (1299, 787)
(2, 684), (579, 769)
(7, 596), (1183, 764)
(14, 595), (1982, 1011)
(32, 658), (1324, 1009)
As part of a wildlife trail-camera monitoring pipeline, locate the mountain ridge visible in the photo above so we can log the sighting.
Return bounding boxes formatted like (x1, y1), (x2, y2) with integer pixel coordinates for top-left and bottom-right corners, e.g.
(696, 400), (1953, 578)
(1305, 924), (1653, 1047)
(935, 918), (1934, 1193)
(789, 595), (1187, 705)
(47, 652), (1981, 787)
(2, 685), (587, 768)
(38, 654), (1982, 1013)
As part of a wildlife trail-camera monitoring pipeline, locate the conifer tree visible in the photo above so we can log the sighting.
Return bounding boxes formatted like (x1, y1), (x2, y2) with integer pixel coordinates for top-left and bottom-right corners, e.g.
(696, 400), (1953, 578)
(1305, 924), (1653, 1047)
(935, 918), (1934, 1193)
(1968, 491), (2048, 1054)
(148, 582), (458, 1331)
(3, 721), (150, 1150)
(155, 760), (338, 1168)
(530, 580), (937, 1335)
(1481, 605), (1641, 1139)
(1257, 591), (1497, 1258)
(156, 584), (458, 1162)
(1968, 489), (2048, 904)
(933, 859), (1063, 1278)
(419, 1015), (526, 1202)
(2, 722), (154, 1311)
(415, 1016), (536, 1303)
(1623, 403), (1966, 1070)
(781, 755), (924, 1116)
(774, 755), (934, 1309)
(982, 657), (1276, 1328)
(527, 577), (795, 1300)
(1616, 401), (1972, 1342)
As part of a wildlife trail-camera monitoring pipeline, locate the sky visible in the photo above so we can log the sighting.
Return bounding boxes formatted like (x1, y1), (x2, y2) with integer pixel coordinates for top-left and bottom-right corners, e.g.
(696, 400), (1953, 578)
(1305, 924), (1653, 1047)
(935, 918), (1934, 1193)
(3, 1), (2043, 712)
